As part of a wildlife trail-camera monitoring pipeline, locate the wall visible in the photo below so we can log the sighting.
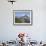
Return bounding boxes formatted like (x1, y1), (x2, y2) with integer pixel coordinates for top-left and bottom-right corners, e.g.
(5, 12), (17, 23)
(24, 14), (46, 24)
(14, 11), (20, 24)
(0, 0), (46, 42)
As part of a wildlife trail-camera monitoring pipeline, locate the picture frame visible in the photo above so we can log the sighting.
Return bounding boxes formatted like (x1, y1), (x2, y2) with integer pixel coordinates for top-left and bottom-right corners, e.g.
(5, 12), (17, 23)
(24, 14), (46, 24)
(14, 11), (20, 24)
(13, 10), (33, 25)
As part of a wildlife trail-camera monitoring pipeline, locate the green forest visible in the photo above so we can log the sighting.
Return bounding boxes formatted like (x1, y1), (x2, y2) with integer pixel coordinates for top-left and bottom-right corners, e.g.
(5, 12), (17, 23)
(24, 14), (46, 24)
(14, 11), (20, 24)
(15, 18), (23, 23)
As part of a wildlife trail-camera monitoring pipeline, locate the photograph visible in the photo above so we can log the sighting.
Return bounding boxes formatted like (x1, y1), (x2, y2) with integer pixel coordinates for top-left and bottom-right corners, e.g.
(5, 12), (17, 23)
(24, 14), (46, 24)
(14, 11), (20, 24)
(13, 10), (32, 25)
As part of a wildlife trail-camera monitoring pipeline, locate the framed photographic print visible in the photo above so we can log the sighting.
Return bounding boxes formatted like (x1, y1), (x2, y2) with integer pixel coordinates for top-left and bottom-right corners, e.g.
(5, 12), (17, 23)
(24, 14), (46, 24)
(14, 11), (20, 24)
(13, 10), (33, 25)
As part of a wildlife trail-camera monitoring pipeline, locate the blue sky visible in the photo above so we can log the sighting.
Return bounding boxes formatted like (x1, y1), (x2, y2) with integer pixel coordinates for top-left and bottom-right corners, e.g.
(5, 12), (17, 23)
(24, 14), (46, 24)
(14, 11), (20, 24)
(15, 11), (30, 17)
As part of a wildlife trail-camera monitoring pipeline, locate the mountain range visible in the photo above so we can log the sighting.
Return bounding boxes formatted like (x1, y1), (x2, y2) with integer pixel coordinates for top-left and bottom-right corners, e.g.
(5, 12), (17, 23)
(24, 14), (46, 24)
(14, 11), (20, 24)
(15, 15), (30, 23)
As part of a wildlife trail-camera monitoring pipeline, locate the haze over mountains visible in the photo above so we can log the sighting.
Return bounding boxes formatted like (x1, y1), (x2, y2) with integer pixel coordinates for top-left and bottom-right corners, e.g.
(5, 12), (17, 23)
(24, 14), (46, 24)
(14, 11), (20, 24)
(15, 14), (30, 23)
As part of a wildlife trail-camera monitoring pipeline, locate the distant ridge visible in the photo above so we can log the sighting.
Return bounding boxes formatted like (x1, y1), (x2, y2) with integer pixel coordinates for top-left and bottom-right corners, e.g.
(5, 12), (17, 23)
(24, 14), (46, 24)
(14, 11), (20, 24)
(15, 14), (30, 23)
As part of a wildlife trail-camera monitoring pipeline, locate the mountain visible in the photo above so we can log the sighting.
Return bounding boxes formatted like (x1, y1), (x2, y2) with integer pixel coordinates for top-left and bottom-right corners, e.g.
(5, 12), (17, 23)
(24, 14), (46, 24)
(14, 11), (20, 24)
(15, 14), (30, 23)
(20, 15), (30, 23)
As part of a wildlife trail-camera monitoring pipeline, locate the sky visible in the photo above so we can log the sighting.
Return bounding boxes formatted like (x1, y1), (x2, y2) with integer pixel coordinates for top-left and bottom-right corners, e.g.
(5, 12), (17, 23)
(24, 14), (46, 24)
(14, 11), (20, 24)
(15, 11), (31, 17)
